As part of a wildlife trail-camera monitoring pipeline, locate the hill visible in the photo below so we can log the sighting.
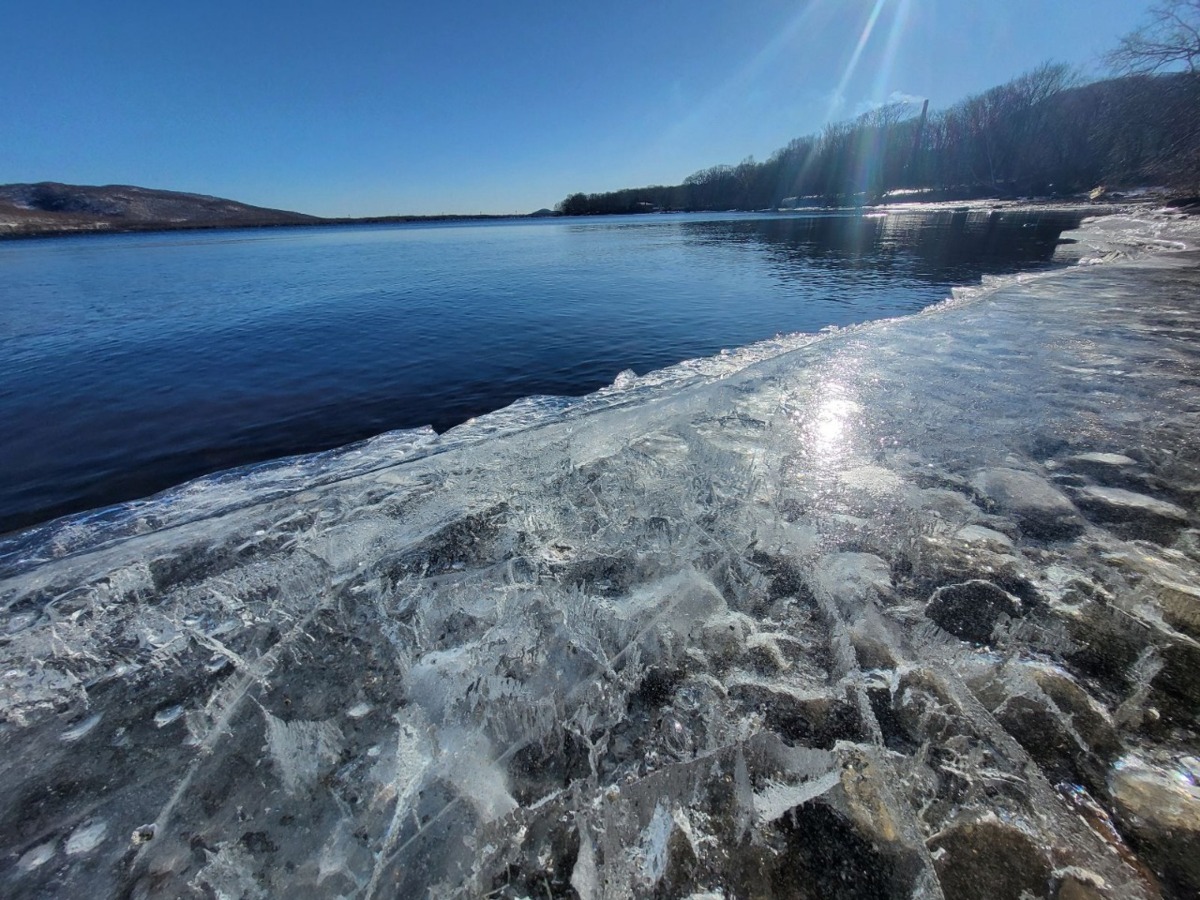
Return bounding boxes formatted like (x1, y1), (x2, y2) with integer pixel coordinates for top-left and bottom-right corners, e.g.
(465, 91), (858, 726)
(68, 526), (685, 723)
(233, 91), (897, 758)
(0, 182), (320, 237)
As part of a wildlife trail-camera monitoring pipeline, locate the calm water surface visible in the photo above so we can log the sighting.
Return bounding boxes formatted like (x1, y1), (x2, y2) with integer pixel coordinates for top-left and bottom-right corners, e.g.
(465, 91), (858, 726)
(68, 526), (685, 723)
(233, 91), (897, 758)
(0, 210), (1081, 531)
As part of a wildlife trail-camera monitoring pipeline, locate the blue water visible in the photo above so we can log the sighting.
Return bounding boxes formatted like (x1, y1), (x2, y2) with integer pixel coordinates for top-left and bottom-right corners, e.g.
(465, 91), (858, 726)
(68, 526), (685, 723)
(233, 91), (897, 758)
(0, 210), (1081, 532)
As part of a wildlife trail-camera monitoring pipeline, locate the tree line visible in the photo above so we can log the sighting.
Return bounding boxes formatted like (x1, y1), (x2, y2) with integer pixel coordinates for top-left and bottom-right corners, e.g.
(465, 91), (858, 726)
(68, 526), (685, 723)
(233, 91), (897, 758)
(558, 1), (1200, 216)
(557, 65), (1200, 216)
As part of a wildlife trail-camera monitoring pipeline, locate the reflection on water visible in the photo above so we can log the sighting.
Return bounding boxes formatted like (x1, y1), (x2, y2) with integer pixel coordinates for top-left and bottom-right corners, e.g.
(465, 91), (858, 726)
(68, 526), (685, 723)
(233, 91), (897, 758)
(681, 209), (1083, 280)
(0, 209), (1084, 531)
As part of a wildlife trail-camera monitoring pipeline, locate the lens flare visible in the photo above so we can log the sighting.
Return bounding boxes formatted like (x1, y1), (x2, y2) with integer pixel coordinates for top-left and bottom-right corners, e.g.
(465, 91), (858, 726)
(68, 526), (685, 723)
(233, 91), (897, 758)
(827, 0), (890, 122)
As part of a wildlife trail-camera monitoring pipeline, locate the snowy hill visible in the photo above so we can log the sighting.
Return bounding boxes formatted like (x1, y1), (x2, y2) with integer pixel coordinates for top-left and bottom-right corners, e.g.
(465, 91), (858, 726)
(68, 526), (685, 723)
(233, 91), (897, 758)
(0, 182), (319, 236)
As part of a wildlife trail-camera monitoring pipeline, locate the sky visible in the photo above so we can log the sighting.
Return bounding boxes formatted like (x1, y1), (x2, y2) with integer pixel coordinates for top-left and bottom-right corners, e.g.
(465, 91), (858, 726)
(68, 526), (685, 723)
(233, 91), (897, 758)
(1, 0), (1155, 216)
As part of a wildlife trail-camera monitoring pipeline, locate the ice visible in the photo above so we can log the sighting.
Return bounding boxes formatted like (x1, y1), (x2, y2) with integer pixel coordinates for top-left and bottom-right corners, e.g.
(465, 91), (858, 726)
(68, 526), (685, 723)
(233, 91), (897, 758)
(570, 824), (600, 900)
(638, 802), (676, 885)
(753, 769), (841, 824)
(59, 712), (102, 742)
(192, 844), (268, 900)
(262, 710), (344, 793)
(2, 213), (1200, 897)
(63, 820), (107, 856)
(16, 842), (55, 872)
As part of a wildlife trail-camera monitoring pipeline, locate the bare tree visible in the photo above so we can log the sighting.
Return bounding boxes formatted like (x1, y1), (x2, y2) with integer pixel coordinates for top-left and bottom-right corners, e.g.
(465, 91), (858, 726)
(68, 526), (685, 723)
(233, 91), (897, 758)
(1106, 0), (1200, 74)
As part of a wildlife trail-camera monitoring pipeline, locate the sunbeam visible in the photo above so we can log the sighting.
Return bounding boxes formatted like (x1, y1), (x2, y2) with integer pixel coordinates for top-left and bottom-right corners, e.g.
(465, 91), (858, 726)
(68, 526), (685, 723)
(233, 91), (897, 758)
(870, 0), (912, 103)
(826, 0), (889, 122)
(650, 2), (829, 158)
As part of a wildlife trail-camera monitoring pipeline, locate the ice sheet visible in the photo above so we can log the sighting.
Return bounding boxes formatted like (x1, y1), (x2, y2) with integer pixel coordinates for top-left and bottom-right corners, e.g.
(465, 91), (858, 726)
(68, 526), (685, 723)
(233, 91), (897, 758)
(2, 211), (1200, 898)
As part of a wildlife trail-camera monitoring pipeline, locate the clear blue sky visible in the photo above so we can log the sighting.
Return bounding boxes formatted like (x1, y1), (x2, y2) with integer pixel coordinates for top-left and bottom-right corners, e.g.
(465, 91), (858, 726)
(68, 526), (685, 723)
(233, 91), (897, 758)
(2, 0), (1152, 216)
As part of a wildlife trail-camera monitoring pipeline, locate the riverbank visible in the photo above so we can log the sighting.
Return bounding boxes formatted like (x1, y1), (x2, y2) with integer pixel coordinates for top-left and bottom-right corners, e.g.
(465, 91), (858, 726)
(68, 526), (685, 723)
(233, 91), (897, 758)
(2, 212), (1199, 898)
(1, 178), (1184, 241)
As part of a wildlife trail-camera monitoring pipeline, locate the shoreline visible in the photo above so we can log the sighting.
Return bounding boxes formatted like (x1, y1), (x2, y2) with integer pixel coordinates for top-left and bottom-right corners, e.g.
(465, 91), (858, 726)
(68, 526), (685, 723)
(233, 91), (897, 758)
(1, 195), (1178, 242)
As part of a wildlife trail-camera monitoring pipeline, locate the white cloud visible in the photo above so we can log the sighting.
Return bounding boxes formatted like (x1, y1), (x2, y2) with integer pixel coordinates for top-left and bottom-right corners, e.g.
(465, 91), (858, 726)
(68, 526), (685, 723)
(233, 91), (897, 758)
(852, 90), (926, 118)
(886, 90), (926, 106)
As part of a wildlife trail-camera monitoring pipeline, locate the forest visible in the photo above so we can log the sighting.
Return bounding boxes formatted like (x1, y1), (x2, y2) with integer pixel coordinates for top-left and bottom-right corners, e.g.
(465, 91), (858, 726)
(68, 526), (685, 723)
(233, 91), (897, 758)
(556, 66), (1200, 215)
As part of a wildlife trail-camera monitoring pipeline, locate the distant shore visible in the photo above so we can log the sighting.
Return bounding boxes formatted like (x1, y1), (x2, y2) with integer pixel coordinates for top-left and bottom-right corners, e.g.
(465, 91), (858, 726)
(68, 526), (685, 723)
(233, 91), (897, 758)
(4, 197), (1187, 242)
(0, 212), (545, 241)
(0, 181), (562, 241)
(7, 180), (1197, 243)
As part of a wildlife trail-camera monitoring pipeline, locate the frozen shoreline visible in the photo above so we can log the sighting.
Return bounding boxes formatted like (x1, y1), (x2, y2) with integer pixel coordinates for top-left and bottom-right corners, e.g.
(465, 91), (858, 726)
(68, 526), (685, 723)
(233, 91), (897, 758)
(3, 210), (1200, 898)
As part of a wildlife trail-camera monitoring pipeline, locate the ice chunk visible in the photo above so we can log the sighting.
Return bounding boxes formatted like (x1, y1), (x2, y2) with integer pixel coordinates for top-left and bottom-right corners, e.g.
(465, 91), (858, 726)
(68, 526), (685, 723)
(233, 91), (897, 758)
(1074, 485), (1189, 539)
(346, 701), (373, 719)
(971, 467), (1083, 539)
(192, 844), (267, 900)
(262, 711), (343, 793)
(1109, 755), (1200, 894)
(65, 819), (107, 855)
(154, 705), (184, 728)
(570, 825), (599, 900)
(60, 712), (102, 742)
(640, 802), (675, 886)
(955, 524), (1015, 551)
(18, 841), (55, 871)
(437, 727), (516, 822)
(813, 552), (892, 618)
(753, 770), (840, 824)
(837, 464), (902, 497)
(1068, 452), (1136, 467)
